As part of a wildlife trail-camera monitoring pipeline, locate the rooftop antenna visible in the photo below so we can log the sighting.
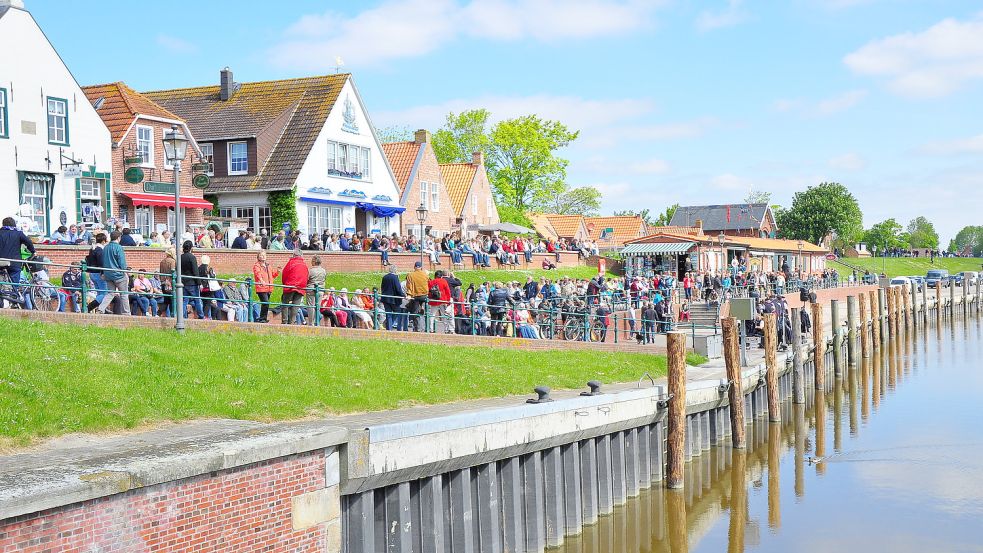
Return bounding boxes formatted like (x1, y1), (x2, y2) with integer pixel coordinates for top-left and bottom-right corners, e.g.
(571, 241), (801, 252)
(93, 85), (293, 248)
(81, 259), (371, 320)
(334, 56), (345, 74)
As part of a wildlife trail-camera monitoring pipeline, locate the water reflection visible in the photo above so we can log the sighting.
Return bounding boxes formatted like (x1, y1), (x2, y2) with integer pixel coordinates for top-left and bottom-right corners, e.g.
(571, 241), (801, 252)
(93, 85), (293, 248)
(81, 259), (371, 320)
(556, 313), (983, 553)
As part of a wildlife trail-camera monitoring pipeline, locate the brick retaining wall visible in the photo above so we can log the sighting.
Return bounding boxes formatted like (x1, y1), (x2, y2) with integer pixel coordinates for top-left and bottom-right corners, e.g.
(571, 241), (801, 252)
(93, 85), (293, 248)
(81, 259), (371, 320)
(33, 246), (585, 275)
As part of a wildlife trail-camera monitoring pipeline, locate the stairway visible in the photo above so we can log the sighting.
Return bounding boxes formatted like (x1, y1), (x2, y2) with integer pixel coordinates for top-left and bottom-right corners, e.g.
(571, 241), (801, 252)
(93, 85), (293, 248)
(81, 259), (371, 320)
(685, 300), (720, 329)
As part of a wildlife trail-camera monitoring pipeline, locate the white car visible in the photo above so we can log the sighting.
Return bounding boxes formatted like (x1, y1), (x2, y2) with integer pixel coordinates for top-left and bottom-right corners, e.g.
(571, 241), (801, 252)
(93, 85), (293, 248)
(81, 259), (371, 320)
(956, 271), (979, 286)
(890, 276), (911, 287)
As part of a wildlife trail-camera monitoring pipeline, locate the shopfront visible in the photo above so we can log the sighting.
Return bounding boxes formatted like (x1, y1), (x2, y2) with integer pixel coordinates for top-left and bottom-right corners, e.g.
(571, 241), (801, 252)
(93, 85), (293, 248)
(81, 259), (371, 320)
(621, 242), (696, 278)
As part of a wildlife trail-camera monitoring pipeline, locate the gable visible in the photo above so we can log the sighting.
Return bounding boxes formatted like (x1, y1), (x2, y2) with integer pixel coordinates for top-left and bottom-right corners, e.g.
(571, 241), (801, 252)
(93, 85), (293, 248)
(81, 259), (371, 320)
(440, 163), (478, 215)
(82, 82), (183, 144)
(382, 141), (422, 194)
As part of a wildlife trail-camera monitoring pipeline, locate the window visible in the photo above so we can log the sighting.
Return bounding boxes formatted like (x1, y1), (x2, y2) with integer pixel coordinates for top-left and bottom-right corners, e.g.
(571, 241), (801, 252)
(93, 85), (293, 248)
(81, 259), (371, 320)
(135, 207), (153, 237)
(21, 177), (48, 232)
(329, 207), (342, 234)
(326, 140), (371, 179)
(46, 97), (68, 145)
(431, 182), (439, 212)
(486, 197), (492, 214)
(327, 142), (336, 171)
(377, 215), (390, 236)
(199, 143), (214, 175)
(419, 181), (428, 208)
(361, 147), (370, 179)
(218, 207), (232, 218)
(320, 207), (330, 234)
(338, 144), (348, 174)
(258, 206), (272, 235)
(472, 194), (477, 216)
(234, 207), (255, 229)
(349, 146), (359, 174)
(79, 178), (101, 200)
(136, 125), (153, 165)
(228, 142), (248, 174)
(0, 88), (8, 139)
(308, 206), (318, 234)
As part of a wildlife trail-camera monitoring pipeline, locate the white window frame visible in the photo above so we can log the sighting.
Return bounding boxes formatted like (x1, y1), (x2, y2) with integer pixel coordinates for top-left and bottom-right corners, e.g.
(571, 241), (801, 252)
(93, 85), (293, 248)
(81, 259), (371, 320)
(327, 141), (337, 171)
(486, 197), (492, 214)
(228, 141), (248, 175)
(46, 97), (68, 145)
(349, 146), (359, 174)
(472, 193), (478, 216)
(377, 215), (390, 236)
(79, 178), (101, 200)
(329, 207), (342, 234)
(308, 205), (318, 235)
(361, 147), (371, 180)
(136, 125), (154, 167)
(135, 206), (153, 237)
(0, 88), (8, 139)
(431, 181), (439, 212)
(199, 143), (214, 175)
(22, 178), (48, 232)
(419, 181), (428, 208)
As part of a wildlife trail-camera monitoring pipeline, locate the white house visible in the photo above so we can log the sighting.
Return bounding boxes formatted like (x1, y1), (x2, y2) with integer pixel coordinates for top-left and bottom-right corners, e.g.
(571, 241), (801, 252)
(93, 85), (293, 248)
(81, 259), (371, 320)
(0, 0), (112, 235)
(145, 70), (403, 237)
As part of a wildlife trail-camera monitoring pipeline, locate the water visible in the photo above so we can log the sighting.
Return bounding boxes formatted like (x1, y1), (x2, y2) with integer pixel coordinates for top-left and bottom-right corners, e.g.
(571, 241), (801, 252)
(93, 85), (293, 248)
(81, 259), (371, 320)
(558, 316), (983, 553)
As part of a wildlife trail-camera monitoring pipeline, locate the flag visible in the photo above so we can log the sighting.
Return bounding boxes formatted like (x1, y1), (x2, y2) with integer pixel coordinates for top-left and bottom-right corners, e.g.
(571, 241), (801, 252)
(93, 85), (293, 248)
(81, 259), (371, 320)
(726, 205), (731, 223)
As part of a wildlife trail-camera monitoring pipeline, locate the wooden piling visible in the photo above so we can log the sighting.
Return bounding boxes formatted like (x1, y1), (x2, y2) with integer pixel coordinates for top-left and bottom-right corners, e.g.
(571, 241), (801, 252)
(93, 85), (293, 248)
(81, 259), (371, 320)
(846, 296), (857, 365)
(858, 292), (870, 358)
(870, 290), (881, 347)
(909, 283), (918, 331)
(830, 299), (842, 377)
(763, 313), (780, 422)
(877, 288), (887, 342)
(811, 301), (825, 392)
(722, 318), (747, 449)
(885, 286), (895, 338)
(791, 307), (805, 404)
(962, 279), (968, 315)
(904, 284), (913, 328)
(922, 282), (929, 324)
(949, 280), (956, 319)
(936, 282), (943, 325)
(666, 331), (687, 489)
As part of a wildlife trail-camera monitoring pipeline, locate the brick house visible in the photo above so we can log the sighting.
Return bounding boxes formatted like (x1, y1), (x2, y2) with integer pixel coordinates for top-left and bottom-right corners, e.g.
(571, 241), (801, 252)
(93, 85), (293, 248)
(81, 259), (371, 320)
(144, 69), (403, 237)
(585, 215), (647, 250)
(82, 82), (209, 238)
(527, 213), (591, 242)
(381, 130), (454, 237)
(439, 152), (499, 238)
(669, 203), (778, 238)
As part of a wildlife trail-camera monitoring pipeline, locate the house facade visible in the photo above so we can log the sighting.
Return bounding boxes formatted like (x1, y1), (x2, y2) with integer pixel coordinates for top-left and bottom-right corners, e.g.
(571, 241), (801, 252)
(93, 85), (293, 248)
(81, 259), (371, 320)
(669, 204), (777, 238)
(144, 69), (403, 237)
(82, 82), (209, 239)
(382, 130), (454, 237)
(440, 152), (499, 237)
(0, 1), (112, 235)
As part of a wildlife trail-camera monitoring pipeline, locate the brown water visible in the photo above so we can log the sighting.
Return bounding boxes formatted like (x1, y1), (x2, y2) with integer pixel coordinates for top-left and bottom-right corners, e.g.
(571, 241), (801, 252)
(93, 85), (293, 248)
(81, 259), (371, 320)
(557, 316), (983, 553)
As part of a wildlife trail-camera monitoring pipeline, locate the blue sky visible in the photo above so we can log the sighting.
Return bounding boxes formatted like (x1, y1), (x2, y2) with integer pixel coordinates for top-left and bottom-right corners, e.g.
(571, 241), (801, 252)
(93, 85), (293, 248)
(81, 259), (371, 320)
(28, 0), (983, 243)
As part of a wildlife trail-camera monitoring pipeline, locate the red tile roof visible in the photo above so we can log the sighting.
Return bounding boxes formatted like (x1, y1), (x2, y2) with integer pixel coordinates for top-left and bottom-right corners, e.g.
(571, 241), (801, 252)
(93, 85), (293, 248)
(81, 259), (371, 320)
(82, 82), (182, 143)
(439, 162), (479, 215)
(585, 216), (646, 247)
(381, 142), (421, 194)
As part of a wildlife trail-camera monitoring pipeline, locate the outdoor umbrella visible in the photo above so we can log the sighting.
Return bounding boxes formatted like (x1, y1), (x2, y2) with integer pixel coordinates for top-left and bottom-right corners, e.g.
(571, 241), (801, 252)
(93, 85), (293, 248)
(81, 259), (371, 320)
(478, 222), (534, 234)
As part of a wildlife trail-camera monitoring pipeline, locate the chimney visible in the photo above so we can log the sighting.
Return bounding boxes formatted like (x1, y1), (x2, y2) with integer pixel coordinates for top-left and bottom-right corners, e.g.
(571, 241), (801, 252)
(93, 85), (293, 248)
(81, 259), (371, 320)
(220, 67), (234, 101)
(472, 151), (484, 166)
(414, 129), (430, 144)
(694, 219), (703, 235)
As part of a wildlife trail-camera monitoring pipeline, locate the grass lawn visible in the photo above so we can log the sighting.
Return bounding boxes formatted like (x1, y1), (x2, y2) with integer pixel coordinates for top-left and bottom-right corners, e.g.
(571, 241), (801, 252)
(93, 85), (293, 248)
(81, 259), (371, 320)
(0, 318), (704, 447)
(831, 257), (983, 279)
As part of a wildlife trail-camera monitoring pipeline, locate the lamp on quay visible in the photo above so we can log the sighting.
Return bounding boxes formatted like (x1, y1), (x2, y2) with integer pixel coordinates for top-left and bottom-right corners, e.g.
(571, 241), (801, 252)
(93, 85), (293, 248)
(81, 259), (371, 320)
(718, 232), (726, 273)
(797, 239), (804, 275)
(416, 201), (428, 270)
(163, 125), (189, 332)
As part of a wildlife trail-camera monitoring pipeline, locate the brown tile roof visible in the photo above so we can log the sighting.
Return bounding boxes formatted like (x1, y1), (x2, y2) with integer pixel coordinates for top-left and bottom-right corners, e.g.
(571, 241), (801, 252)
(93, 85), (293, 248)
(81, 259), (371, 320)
(82, 82), (182, 143)
(527, 213), (558, 241)
(544, 214), (587, 238)
(439, 162), (478, 215)
(143, 74), (348, 193)
(725, 236), (827, 253)
(382, 141), (421, 194)
(646, 225), (703, 237)
(585, 216), (646, 247)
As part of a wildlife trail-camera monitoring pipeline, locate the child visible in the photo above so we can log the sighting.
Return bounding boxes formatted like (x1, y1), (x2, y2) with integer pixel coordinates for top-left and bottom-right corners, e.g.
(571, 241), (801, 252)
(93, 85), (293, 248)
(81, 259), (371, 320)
(679, 302), (691, 323)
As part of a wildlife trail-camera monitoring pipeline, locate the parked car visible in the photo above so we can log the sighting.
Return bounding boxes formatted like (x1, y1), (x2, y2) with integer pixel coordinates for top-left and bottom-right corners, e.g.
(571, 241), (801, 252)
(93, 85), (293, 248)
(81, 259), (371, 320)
(925, 269), (950, 289)
(890, 276), (911, 287)
(955, 271), (978, 286)
(908, 276), (925, 287)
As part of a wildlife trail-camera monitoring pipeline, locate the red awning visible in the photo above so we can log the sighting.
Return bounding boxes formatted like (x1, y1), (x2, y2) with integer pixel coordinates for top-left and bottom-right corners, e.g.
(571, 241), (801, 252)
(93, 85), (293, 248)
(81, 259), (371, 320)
(119, 192), (213, 210)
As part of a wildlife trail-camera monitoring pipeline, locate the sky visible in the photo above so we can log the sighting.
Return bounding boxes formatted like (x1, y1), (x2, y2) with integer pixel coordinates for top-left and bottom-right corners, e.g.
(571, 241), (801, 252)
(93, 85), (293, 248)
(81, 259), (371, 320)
(25, 0), (983, 243)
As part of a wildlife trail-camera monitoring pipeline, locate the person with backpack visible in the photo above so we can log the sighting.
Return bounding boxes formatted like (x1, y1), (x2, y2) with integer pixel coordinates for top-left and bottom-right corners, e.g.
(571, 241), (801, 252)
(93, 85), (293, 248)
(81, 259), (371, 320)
(427, 269), (453, 333)
(487, 281), (513, 337)
(405, 261), (429, 332)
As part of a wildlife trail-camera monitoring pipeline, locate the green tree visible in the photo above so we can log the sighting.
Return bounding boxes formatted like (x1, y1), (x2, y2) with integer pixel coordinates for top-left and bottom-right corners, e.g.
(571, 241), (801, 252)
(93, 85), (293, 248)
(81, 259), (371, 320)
(744, 189), (771, 205)
(906, 216), (939, 249)
(952, 225), (983, 256)
(775, 182), (863, 245)
(614, 209), (656, 226)
(653, 203), (679, 226)
(375, 125), (413, 144)
(431, 110), (492, 164)
(864, 218), (905, 255)
(545, 186), (602, 216)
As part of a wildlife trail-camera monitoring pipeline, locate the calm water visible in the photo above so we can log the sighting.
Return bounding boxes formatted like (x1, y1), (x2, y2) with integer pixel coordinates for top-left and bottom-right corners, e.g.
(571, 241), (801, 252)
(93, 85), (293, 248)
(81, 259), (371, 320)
(558, 316), (983, 553)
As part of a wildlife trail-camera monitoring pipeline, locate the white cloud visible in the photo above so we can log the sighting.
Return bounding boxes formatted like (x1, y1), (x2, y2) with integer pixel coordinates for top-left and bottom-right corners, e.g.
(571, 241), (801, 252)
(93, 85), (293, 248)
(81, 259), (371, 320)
(828, 152), (867, 171)
(710, 173), (753, 191)
(270, 0), (666, 69)
(156, 34), (197, 54)
(844, 13), (983, 98)
(626, 158), (672, 174)
(696, 0), (750, 32)
(918, 133), (983, 155)
(774, 89), (867, 116)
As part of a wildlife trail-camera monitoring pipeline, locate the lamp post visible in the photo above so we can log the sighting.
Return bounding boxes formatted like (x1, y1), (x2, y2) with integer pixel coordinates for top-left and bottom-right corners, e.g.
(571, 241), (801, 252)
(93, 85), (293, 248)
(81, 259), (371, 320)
(718, 232), (726, 273)
(797, 239), (804, 276)
(416, 201), (428, 270)
(162, 125), (189, 332)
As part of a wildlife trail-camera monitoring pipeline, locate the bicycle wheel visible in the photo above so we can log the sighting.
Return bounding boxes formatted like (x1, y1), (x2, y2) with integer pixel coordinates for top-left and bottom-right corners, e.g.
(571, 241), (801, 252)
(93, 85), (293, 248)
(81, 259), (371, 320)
(564, 319), (582, 341)
(32, 287), (55, 311)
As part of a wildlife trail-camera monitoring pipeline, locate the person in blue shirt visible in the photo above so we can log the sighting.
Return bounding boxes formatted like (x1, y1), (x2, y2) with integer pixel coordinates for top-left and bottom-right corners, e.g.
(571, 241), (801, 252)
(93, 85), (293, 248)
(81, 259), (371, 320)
(95, 231), (130, 315)
(119, 227), (137, 247)
(339, 233), (351, 251)
(0, 216), (36, 292)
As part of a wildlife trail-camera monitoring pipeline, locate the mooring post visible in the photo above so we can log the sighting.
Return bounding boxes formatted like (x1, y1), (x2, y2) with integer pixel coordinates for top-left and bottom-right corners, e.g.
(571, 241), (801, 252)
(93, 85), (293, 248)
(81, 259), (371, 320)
(910, 283), (918, 330)
(885, 286), (895, 338)
(977, 277), (981, 314)
(962, 279), (968, 315)
(763, 313), (780, 422)
(846, 295), (857, 365)
(936, 281), (943, 325)
(791, 307), (805, 404)
(895, 287), (903, 335)
(812, 301), (825, 391)
(870, 290), (881, 347)
(949, 280), (956, 318)
(831, 299), (842, 377)
(722, 318), (746, 449)
(877, 288), (887, 340)
(858, 293), (870, 359)
(666, 331), (687, 489)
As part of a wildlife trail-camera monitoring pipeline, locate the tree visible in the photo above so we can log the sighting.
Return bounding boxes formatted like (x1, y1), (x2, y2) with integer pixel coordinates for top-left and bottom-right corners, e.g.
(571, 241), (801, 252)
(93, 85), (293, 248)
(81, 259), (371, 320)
(431, 110), (492, 164)
(744, 189), (771, 205)
(653, 204), (679, 227)
(375, 125), (413, 144)
(952, 226), (983, 256)
(775, 182), (863, 245)
(864, 218), (905, 255)
(614, 209), (655, 226)
(545, 186), (601, 216)
(906, 216), (939, 249)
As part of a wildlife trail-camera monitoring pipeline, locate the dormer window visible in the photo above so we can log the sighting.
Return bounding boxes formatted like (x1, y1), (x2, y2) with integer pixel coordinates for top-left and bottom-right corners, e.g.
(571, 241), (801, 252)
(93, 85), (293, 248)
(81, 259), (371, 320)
(228, 141), (248, 175)
(136, 125), (154, 166)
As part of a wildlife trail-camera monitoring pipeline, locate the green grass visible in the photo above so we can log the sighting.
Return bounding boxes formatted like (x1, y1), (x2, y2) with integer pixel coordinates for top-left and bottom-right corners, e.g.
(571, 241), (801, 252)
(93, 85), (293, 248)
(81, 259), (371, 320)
(0, 318), (705, 447)
(832, 257), (983, 279)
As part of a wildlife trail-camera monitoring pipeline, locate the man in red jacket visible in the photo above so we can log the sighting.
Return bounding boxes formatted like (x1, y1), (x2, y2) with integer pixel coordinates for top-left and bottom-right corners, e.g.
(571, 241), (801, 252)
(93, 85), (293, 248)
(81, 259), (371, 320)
(280, 250), (310, 325)
(428, 269), (453, 333)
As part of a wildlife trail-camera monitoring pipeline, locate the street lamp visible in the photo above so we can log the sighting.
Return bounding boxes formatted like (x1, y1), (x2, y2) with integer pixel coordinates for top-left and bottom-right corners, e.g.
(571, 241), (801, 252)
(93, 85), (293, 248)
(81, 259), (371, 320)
(718, 232), (726, 273)
(797, 239), (804, 275)
(162, 125), (189, 332)
(416, 201), (428, 270)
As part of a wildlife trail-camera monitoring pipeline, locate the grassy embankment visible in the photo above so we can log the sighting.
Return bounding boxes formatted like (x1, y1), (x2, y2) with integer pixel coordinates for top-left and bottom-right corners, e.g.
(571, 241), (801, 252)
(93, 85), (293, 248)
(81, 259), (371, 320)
(831, 257), (983, 279)
(0, 317), (704, 448)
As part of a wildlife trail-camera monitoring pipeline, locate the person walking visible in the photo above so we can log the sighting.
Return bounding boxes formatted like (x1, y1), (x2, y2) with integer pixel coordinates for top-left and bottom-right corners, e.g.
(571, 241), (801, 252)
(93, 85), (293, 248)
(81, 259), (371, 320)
(0, 216), (36, 297)
(305, 255), (327, 325)
(180, 241), (206, 319)
(381, 265), (406, 331)
(252, 250), (279, 323)
(95, 231), (130, 315)
(280, 250), (309, 325)
(427, 269), (453, 333)
(405, 261), (429, 332)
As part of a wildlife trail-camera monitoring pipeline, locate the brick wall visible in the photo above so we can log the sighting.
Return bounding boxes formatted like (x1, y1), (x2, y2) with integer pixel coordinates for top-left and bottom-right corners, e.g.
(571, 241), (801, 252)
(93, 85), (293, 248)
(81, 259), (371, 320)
(34, 245), (584, 275)
(0, 450), (335, 553)
(459, 155), (499, 228)
(401, 140), (456, 237)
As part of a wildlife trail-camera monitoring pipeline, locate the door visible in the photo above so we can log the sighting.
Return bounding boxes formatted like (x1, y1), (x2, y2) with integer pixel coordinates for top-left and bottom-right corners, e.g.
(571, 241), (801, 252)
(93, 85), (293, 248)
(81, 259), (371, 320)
(355, 209), (367, 235)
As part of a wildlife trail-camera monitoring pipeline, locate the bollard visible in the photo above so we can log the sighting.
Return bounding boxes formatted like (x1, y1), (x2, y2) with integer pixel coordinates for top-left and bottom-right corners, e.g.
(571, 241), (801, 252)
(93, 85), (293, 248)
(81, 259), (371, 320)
(373, 290), (381, 330)
(246, 277), (255, 323)
(763, 313), (780, 422)
(904, 284), (913, 328)
(870, 290), (880, 347)
(846, 296), (857, 365)
(722, 318), (746, 449)
(812, 301), (825, 391)
(922, 283), (929, 324)
(80, 262), (89, 314)
(858, 293), (870, 358)
(831, 299), (842, 377)
(791, 307), (805, 404)
(665, 331), (687, 489)
(314, 285), (321, 327)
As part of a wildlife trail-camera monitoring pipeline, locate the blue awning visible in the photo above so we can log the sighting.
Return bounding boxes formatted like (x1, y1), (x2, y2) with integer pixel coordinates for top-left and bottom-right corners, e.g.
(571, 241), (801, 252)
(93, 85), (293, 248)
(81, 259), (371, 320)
(355, 202), (406, 218)
(299, 197), (355, 207)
